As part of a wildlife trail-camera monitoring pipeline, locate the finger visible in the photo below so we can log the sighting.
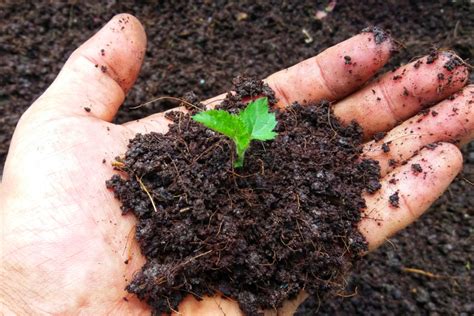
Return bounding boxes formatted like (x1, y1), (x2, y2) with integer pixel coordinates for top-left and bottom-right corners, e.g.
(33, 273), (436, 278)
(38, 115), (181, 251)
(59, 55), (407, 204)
(126, 29), (395, 133)
(334, 51), (469, 138)
(28, 14), (146, 122)
(265, 28), (395, 108)
(174, 289), (308, 316)
(363, 85), (473, 176)
(263, 291), (309, 316)
(123, 109), (175, 134)
(175, 294), (243, 316)
(359, 142), (463, 250)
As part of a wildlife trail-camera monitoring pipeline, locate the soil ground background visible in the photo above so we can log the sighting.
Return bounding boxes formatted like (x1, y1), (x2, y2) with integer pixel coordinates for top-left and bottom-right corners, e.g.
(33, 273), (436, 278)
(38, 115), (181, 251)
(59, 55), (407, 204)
(1, 1), (472, 315)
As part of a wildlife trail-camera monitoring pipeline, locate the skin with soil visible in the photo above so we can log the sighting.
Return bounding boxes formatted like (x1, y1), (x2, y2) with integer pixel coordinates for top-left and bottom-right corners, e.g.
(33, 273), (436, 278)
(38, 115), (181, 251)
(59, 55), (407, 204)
(1, 1), (472, 314)
(106, 79), (380, 314)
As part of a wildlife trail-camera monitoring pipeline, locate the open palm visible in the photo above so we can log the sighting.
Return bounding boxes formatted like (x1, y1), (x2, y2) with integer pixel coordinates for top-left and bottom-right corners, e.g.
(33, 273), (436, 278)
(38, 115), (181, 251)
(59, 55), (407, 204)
(1, 14), (472, 315)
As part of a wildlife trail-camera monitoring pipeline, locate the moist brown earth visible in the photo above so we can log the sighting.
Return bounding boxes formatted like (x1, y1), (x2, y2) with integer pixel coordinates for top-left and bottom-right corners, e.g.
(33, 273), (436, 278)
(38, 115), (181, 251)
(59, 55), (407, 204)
(1, 1), (473, 315)
(106, 79), (380, 314)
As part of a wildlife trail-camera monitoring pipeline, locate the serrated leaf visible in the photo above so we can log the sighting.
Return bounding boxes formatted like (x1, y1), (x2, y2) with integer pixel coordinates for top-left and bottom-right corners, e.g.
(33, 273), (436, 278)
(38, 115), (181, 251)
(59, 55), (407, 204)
(239, 97), (278, 140)
(192, 110), (245, 139)
(192, 97), (277, 168)
(192, 110), (251, 166)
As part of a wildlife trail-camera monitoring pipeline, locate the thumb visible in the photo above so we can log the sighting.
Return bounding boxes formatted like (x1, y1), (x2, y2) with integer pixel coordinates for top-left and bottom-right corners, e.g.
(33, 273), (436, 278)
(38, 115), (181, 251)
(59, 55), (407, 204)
(27, 13), (146, 122)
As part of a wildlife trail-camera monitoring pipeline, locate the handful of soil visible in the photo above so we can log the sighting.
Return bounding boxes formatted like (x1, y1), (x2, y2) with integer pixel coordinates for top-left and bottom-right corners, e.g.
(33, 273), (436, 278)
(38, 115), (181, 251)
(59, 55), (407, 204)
(106, 78), (381, 315)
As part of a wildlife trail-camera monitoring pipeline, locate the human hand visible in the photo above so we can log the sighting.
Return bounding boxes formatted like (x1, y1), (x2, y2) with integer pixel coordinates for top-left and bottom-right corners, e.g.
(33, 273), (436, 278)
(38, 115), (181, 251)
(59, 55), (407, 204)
(0, 14), (471, 315)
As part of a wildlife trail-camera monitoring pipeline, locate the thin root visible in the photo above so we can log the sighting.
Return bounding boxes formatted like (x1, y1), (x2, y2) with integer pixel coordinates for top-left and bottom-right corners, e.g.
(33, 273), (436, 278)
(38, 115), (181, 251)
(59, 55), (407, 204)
(136, 176), (158, 213)
(336, 287), (358, 298)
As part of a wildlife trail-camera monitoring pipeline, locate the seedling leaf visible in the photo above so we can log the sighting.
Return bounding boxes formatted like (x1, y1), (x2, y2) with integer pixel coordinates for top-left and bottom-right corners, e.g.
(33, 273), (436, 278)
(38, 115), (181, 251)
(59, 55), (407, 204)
(192, 97), (277, 167)
(239, 97), (278, 140)
(192, 110), (244, 139)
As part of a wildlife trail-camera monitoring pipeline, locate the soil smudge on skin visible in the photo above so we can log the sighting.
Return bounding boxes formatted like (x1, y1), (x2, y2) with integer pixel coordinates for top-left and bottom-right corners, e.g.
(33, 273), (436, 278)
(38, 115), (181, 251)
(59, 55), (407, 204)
(362, 26), (390, 45)
(106, 79), (381, 314)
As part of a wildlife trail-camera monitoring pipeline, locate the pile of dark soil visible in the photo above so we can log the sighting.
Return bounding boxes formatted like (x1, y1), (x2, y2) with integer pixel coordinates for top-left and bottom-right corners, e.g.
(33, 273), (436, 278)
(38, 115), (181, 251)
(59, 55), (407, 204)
(106, 79), (380, 314)
(1, 1), (472, 314)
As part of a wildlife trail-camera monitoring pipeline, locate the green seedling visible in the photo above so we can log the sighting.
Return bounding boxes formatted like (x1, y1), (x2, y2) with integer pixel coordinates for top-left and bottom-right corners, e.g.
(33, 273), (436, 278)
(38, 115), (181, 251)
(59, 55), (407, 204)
(192, 97), (278, 168)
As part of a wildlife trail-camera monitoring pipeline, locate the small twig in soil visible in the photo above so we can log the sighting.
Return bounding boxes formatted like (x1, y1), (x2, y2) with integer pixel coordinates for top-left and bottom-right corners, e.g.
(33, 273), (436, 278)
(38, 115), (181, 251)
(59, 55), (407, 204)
(166, 154), (184, 185)
(155, 250), (214, 286)
(214, 251), (222, 266)
(257, 159), (265, 175)
(111, 160), (125, 168)
(181, 250), (213, 267)
(166, 297), (182, 315)
(279, 233), (297, 252)
(177, 137), (191, 156)
(336, 287), (358, 298)
(179, 207), (192, 213)
(177, 110), (183, 134)
(228, 169), (259, 178)
(302, 28), (313, 44)
(327, 104), (339, 137)
(461, 177), (473, 186)
(207, 209), (218, 230)
(182, 288), (204, 300)
(453, 20), (460, 38)
(215, 220), (224, 238)
(67, 3), (75, 29)
(136, 176), (158, 213)
(192, 140), (224, 164)
(315, 292), (321, 313)
(402, 267), (442, 278)
(339, 236), (351, 258)
(258, 250), (277, 267)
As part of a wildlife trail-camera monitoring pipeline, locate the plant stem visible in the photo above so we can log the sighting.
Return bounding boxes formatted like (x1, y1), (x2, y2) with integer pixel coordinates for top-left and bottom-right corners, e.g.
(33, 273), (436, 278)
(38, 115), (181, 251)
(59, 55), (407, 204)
(234, 146), (246, 168)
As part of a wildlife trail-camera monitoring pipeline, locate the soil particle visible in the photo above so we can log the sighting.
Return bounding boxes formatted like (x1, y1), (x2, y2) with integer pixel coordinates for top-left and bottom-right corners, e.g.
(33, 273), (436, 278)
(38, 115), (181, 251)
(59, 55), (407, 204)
(388, 159), (397, 167)
(443, 54), (462, 71)
(373, 132), (386, 142)
(426, 49), (439, 64)
(413, 60), (423, 69)
(366, 179), (382, 194)
(389, 191), (400, 208)
(382, 142), (391, 153)
(106, 79), (380, 315)
(411, 163), (423, 174)
(361, 26), (390, 45)
(420, 108), (430, 116)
